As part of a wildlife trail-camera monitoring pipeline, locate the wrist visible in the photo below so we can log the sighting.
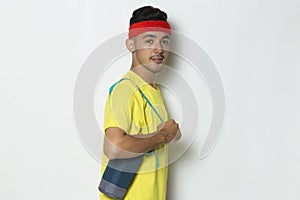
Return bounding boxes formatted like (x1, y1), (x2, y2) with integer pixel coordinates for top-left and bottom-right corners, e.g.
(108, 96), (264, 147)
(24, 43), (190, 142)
(154, 129), (167, 145)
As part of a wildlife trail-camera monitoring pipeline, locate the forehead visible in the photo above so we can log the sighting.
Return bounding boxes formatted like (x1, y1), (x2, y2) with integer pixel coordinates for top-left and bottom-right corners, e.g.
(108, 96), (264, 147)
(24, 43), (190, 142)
(136, 31), (171, 40)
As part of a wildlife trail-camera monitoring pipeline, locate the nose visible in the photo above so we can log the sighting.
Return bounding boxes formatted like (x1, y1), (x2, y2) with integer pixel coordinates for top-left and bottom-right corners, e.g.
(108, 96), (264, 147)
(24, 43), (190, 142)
(154, 41), (164, 53)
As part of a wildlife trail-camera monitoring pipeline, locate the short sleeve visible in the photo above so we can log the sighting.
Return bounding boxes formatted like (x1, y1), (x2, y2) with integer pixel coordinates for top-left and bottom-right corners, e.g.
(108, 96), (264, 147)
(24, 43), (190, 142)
(103, 81), (137, 134)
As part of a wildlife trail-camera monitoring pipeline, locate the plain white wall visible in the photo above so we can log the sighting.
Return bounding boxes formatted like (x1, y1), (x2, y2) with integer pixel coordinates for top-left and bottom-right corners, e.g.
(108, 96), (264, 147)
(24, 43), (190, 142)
(1, 0), (299, 200)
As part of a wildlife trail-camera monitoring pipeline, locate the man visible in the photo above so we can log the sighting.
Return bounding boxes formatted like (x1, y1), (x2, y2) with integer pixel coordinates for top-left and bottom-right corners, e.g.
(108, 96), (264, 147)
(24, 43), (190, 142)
(100, 6), (181, 200)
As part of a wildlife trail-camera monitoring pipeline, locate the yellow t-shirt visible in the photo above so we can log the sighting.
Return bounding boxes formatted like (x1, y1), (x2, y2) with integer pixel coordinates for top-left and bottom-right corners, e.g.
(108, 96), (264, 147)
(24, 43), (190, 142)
(100, 70), (169, 200)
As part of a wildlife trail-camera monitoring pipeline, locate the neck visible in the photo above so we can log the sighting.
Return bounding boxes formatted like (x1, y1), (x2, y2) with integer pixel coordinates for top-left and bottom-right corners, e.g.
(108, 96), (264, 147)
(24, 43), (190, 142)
(130, 65), (157, 89)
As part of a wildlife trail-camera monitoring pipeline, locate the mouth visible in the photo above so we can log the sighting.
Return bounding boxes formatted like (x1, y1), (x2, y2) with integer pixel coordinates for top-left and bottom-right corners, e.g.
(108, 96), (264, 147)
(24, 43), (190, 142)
(150, 55), (165, 64)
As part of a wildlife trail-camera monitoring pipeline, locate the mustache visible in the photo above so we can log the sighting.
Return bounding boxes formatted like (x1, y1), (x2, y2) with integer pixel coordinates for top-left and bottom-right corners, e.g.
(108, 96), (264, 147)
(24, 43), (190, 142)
(150, 54), (165, 59)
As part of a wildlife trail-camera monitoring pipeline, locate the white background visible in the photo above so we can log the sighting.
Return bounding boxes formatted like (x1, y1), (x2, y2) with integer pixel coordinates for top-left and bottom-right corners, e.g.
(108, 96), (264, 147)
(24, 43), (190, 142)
(1, 0), (299, 200)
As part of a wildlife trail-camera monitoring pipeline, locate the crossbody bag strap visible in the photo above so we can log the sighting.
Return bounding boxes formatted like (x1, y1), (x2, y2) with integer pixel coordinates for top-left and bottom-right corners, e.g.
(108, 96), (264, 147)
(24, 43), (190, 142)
(109, 78), (164, 123)
(109, 78), (165, 169)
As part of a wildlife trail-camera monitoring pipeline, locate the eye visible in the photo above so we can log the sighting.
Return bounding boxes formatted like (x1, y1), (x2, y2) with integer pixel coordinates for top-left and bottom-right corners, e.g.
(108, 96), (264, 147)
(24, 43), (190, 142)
(161, 39), (170, 45)
(145, 39), (154, 44)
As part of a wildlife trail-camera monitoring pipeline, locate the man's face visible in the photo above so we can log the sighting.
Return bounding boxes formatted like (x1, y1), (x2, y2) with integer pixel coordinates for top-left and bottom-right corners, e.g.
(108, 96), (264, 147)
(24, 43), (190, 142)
(132, 31), (171, 73)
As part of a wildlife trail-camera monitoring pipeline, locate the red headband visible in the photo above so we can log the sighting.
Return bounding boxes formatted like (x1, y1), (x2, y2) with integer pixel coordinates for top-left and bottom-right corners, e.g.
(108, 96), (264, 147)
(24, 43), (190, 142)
(128, 20), (171, 39)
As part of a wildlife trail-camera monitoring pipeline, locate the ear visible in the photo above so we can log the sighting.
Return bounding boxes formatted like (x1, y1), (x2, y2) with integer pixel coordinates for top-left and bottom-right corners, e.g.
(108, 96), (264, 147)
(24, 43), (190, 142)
(126, 38), (135, 53)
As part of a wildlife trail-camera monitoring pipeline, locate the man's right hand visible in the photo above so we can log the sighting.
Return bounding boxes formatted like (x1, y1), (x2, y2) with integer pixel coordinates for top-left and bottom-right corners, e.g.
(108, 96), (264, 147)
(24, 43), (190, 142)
(157, 119), (181, 144)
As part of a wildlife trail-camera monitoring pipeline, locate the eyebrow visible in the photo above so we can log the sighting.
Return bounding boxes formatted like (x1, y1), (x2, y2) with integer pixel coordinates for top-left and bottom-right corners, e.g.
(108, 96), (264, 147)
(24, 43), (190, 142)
(142, 34), (156, 39)
(142, 34), (170, 40)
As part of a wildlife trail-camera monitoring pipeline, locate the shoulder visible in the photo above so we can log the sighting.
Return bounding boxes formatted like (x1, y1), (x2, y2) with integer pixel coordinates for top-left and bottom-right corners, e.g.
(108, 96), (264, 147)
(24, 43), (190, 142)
(110, 79), (135, 95)
(109, 79), (141, 104)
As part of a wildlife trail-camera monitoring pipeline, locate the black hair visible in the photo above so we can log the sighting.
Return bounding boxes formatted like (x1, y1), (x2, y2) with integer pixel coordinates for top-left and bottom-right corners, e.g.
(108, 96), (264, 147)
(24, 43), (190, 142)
(129, 6), (168, 25)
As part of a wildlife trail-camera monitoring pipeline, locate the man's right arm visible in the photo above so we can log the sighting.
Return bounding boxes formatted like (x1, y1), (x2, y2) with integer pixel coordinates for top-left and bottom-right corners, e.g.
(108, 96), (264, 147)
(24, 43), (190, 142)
(103, 119), (181, 159)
